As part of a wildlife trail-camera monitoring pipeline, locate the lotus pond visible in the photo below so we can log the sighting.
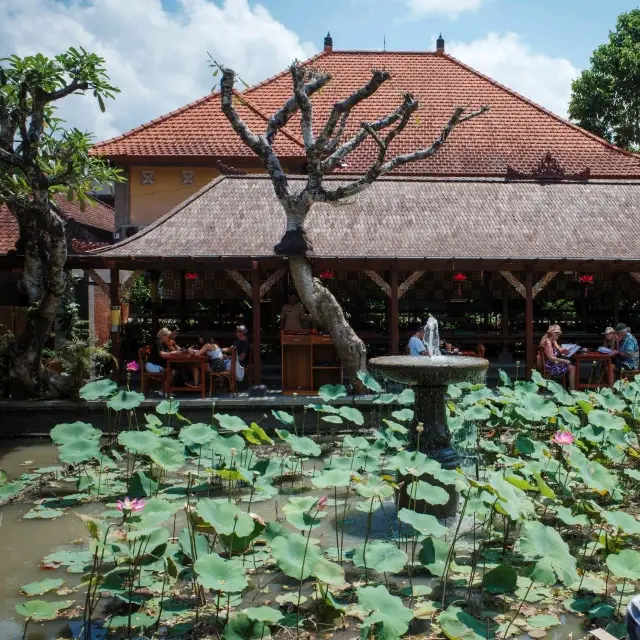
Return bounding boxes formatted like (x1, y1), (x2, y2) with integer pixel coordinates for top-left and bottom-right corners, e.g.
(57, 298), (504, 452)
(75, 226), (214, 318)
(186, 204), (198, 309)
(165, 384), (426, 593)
(1, 370), (639, 640)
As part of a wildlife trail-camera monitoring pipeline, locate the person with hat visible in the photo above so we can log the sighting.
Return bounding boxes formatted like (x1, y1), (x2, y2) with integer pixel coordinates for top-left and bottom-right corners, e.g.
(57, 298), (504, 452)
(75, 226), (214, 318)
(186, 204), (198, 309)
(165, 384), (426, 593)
(602, 326), (618, 351)
(608, 323), (639, 384)
(539, 324), (576, 389)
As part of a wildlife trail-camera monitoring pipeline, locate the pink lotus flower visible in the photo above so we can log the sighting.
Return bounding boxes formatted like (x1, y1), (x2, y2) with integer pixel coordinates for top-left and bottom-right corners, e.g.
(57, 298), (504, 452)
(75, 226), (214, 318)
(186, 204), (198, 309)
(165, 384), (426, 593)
(552, 431), (575, 446)
(126, 361), (140, 372)
(316, 495), (328, 512)
(249, 512), (266, 526)
(116, 497), (145, 513)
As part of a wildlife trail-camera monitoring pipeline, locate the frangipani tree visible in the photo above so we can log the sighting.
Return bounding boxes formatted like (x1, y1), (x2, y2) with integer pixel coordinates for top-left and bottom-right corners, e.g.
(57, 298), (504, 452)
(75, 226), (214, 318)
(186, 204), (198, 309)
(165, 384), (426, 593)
(219, 61), (488, 383)
(0, 48), (122, 396)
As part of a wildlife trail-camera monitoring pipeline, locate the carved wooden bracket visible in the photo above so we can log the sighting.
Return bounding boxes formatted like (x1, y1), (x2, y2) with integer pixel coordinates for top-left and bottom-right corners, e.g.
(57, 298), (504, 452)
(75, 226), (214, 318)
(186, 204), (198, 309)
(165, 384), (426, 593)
(630, 273), (640, 285)
(86, 269), (110, 297)
(225, 269), (252, 298)
(364, 270), (425, 299)
(260, 268), (287, 299)
(500, 271), (558, 299)
(506, 151), (590, 181)
(86, 269), (144, 301)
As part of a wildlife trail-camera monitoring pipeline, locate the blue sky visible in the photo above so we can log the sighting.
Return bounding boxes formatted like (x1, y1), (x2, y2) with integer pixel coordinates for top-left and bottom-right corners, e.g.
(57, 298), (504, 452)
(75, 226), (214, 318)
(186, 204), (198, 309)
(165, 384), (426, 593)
(1, 0), (636, 140)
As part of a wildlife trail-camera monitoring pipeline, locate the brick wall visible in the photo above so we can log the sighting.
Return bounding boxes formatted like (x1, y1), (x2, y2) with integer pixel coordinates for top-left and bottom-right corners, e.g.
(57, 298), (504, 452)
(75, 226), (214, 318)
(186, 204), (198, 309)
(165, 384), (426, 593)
(93, 287), (111, 345)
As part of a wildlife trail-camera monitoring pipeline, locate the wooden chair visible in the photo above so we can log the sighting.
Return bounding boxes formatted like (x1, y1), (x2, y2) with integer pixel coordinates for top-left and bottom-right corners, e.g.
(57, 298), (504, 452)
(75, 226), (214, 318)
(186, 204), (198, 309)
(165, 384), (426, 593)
(209, 348), (237, 396)
(139, 346), (164, 395)
(477, 343), (486, 358)
(538, 345), (568, 387)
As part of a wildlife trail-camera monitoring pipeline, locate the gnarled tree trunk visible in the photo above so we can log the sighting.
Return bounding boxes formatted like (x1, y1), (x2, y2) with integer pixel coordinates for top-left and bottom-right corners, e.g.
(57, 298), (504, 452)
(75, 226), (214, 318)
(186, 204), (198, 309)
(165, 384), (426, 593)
(3, 203), (69, 398)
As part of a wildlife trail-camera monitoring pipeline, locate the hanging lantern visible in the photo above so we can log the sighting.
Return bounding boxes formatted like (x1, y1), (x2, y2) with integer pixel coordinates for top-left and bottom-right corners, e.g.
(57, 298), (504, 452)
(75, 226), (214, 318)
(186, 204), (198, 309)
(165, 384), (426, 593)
(184, 272), (199, 281)
(452, 272), (468, 297)
(578, 273), (594, 297)
(319, 270), (335, 280)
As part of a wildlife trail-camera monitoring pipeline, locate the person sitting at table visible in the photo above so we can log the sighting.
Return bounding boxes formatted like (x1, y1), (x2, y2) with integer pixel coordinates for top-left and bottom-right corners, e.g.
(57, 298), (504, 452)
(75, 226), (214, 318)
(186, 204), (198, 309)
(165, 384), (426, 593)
(540, 324), (576, 389)
(167, 328), (182, 352)
(187, 334), (225, 388)
(603, 326), (618, 351)
(408, 326), (428, 355)
(223, 325), (251, 371)
(281, 292), (308, 331)
(608, 323), (640, 385)
(146, 328), (178, 388)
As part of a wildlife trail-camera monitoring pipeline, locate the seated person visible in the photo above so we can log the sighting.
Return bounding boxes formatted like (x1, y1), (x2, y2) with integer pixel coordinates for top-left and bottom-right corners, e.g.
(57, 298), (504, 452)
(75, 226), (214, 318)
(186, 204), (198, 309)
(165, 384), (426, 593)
(187, 334), (225, 387)
(146, 328), (177, 384)
(608, 323), (639, 385)
(168, 328), (182, 352)
(408, 327), (427, 355)
(540, 324), (576, 389)
(223, 325), (251, 371)
(281, 292), (308, 331)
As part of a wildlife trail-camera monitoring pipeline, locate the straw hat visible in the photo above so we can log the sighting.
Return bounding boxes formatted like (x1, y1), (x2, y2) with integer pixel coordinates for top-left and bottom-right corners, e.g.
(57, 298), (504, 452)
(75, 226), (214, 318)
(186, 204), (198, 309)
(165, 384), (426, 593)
(603, 327), (615, 335)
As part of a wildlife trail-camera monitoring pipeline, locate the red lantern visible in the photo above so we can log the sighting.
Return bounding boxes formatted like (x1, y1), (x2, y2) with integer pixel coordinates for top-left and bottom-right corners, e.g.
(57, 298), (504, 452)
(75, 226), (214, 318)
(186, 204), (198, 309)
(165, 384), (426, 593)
(319, 270), (335, 280)
(578, 273), (594, 297)
(184, 272), (199, 281)
(452, 272), (467, 297)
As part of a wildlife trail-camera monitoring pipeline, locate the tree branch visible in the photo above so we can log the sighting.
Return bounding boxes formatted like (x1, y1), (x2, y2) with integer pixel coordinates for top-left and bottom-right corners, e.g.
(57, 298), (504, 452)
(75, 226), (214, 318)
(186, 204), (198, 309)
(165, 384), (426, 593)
(219, 67), (291, 205)
(319, 104), (490, 202)
(324, 111), (350, 154)
(291, 64), (316, 152)
(44, 79), (89, 102)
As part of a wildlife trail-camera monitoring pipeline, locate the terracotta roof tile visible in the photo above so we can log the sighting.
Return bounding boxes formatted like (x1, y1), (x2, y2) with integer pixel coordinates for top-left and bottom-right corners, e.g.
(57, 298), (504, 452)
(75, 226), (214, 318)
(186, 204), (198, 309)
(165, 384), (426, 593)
(0, 195), (114, 255)
(93, 175), (640, 261)
(93, 50), (640, 178)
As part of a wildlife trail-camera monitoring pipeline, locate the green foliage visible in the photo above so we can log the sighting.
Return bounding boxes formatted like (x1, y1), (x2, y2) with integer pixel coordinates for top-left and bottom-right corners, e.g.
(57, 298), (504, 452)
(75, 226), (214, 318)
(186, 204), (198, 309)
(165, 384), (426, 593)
(569, 9), (640, 149)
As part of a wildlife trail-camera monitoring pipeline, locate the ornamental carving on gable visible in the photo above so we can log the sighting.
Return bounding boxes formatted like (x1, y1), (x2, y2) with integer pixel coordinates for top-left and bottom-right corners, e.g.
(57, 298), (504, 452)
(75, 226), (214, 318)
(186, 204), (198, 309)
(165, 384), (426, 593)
(506, 152), (590, 181)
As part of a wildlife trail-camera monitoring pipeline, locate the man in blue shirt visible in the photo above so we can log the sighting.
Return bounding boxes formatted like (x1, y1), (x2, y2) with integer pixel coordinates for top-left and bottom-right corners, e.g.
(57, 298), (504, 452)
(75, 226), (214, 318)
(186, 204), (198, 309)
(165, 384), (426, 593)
(609, 323), (639, 383)
(408, 327), (428, 356)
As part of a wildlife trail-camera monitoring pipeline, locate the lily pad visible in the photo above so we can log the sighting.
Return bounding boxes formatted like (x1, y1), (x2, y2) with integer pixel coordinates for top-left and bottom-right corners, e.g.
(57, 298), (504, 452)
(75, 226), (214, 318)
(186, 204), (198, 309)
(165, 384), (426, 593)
(318, 384), (348, 402)
(20, 578), (65, 596)
(271, 533), (322, 579)
(338, 406), (364, 425)
(606, 549), (640, 580)
(353, 542), (408, 574)
(50, 421), (101, 444)
(526, 614), (560, 629)
(118, 430), (160, 455)
(357, 370), (383, 394)
(397, 508), (448, 537)
(15, 599), (74, 620)
(58, 438), (101, 464)
(107, 389), (145, 411)
(243, 606), (283, 624)
(482, 564), (517, 594)
(271, 410), (294, 425)
(79, 378), (117, 401)
(216, 414), (249, 432)
(179, 423), (216, 447)
(194, 553), (248, 593)
(195, 499), (255, 537)
(438, 606), (490, 640)
(358, 584), (414, 639)
(223, 614), (270, 640)
(156, 398), (180, 415)
(406, 480), (449, 505)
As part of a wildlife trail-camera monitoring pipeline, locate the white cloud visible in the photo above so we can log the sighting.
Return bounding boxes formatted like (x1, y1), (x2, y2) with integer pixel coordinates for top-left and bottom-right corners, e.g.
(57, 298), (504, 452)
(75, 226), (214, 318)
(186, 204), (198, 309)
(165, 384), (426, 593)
(406, 0), (485, 19)
(447, 32), (579, 118)
(0, 0), (316, 141)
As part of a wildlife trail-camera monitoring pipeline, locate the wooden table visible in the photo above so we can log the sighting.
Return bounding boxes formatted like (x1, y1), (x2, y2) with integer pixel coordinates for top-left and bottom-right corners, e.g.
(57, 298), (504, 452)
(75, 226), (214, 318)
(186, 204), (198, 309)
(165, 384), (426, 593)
(573, 352), (612, 390)
(161, 353), (208, 398)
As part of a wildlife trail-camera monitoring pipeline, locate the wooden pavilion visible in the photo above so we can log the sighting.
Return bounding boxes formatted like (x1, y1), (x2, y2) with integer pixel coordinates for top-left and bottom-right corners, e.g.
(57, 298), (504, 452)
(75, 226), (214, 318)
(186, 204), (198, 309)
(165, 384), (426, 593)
(6, 34), (640, 386)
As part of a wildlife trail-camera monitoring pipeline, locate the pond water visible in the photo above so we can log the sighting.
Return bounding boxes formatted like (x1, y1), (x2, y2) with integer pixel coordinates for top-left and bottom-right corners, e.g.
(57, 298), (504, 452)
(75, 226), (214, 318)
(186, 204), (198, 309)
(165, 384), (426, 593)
(0, 437), (591, 640)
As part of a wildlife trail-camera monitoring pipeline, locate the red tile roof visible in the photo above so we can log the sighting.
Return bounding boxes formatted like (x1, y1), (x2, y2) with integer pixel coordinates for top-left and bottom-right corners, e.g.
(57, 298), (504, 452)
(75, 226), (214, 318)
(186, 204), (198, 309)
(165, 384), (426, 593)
(93, 50), (640, 178)
(0, 195), (114, 255)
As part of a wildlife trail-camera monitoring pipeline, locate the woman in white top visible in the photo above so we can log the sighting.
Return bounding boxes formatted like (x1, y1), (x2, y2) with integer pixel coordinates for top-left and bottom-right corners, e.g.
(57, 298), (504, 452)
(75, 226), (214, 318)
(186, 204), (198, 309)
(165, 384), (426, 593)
(188, 334), (225, 387)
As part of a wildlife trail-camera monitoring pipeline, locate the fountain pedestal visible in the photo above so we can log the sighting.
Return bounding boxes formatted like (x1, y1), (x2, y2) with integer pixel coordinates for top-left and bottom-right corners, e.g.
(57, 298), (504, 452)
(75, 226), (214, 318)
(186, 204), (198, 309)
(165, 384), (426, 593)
(369, 354), (489, 517)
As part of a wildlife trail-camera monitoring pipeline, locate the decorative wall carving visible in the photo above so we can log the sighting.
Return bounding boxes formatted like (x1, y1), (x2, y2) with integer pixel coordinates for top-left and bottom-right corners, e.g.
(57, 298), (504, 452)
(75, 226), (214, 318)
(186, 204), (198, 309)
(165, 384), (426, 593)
(506, 152), (590, 181)
(499, 271), (558, 299)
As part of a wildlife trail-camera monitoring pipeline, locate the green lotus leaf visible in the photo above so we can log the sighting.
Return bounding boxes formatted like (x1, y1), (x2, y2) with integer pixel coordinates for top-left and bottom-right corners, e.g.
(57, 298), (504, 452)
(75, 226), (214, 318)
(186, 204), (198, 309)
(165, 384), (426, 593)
(564, 596), (595, 613)
(313, 557), (345, 586)
(588, 603), (615, 619)
(106, 612), (157, 629)
(271, 410), (294, 425)
(311, 468), (352, 489)
(20, 578), (65, 596)
(553, 505), (589, 528)
(246, 422), (273, 445)
(23, 508), (65, 519)
(337, 406), (364, 425)
(128, 469), (158, 498)
(397, 508), (448, 537)
(353, 542), (407, 574)
(342, 435), (369, 450)
(79, 378), (117, 401)
(118, 430), (160, 455)
(515, 393), (558, 421)
(148, 438), (185, 471)
(194, 553), (248, 593)
(357, 584), (414, 639)
(194, 499), (255, 537)
(357, 370), (383, 394)
(588, 409), (626, 431)
(518, 521), (578, 585)
(463, 405), (491, 421)
(596, 391), (627, 412)
(15, 599), (74, 620)
(0, 481), (26, 502)
(547, 380), (575, 406)
(438, 606), (490, 640)
(179, 423), (216, 448)
(526, 614), (560, 629)
(318, 383), (348, 402)
(606, 549), (640, 580)
(216, 414), (249, 432)
(322, 415), (343, 424)
(566, 447), (616, 494)
(282, 496), (328, 530)
(383, 419), (408, 434)
(287, 434), (321, 457)
(488, 472), (535, 520)
(482, 564), (517, 594)
(50, 421), (101, 444)
(58, 438), (101, 464)
(603, 510), (640, 534)
(625, 469), (640, 483)
(354, 476), (395, 499)
(397, 388), (415, 405)
(107, 389), (145, 411)
(243, 606), (283, 624)
(406, 480), (449, 505)
(418, 537), (452, 576)
(391, 408), (414, 422)
(0, 469), (7, 485)
(270, 533), (322, 579)
(559, 406), (581, 426)
(156, 398), (180, 415)
(386, 450), (441, 476)
(133, 497), (177, 529)
(223, 614), (270, 640)
(505, 474), (535, 491)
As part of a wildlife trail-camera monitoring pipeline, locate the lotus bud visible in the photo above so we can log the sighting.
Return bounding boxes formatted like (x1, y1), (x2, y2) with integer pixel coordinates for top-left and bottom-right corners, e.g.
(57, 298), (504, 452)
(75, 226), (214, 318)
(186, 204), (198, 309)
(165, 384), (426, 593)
(317, 495), (329, 511)
(416, 422), (424, 434)
(230, 448), (237, 458)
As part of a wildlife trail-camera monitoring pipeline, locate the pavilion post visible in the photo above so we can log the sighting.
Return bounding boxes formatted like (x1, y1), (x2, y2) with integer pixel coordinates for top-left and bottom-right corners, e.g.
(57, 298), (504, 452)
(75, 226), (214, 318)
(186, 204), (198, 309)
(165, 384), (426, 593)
(110, 268), (121, 378)
(251, 261), (262, 384)
(179, 270), (186, 329)
(501, 276), (510, 358)
(525, 270), (534, 376)
(150, 270), (160, 339)
(613, 273), (620, 326)
(390, 267), (399, 355)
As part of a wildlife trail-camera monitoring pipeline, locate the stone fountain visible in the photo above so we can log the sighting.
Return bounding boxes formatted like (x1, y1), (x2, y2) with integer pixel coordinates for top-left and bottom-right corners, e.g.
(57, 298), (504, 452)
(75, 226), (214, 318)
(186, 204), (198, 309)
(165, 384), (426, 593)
(369, 317), (489, 516)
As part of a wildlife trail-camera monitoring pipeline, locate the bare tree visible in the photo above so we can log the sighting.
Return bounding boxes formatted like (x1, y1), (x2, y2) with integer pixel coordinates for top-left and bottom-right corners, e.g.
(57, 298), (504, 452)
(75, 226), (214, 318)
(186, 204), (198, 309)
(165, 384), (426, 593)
(219, 61), (488, 386)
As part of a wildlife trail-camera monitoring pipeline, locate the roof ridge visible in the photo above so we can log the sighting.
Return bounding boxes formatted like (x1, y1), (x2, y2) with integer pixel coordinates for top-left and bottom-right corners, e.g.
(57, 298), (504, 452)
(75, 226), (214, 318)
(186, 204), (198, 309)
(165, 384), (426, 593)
(441, 52), (640, 165)
(89, 175), (228, 255)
